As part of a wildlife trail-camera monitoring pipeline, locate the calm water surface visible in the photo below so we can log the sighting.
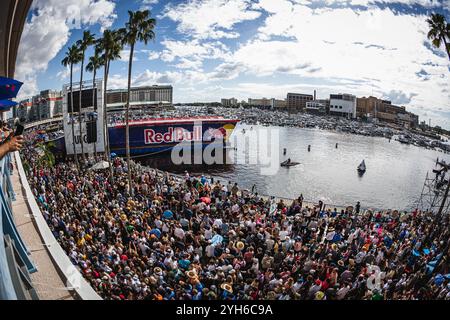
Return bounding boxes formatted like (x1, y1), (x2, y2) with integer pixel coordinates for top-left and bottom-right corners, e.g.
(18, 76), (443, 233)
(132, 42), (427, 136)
(139, 124), (449, 210)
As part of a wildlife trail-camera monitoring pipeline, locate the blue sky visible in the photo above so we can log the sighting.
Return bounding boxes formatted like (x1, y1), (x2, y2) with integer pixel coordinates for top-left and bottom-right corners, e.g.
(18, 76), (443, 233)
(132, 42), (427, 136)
(15, 0), (450, 128)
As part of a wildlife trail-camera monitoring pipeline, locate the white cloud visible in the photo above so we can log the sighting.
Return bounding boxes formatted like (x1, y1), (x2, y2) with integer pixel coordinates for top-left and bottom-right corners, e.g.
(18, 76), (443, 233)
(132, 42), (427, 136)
(118, 49), (139, 63)
(147, 51), (160, 60)
(15, 0), (117, 99)
(162, 0), (261, 39)
(216, 2), (449, 113)
(151, 39), (231, 70)
(140, 0), (159, 10)
(56, 65), (80, 81)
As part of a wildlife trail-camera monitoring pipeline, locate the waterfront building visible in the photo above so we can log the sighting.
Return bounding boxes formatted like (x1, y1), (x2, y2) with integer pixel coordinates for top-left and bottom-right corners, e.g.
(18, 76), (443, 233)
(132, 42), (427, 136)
(357, 96), (419, 128)
(248, 97), (272, 108)
(106, 85), (173, 111)
(286, 93), (313, 111)
(329, 93), (357, 119)
(221, 97), (238, 107)
(306, 99), (329, 114)
(248, 98), (287, 109)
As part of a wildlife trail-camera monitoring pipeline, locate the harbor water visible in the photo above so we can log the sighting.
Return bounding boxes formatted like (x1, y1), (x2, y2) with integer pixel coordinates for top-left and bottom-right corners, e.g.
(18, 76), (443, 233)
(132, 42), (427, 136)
(138, 123), (449, 210)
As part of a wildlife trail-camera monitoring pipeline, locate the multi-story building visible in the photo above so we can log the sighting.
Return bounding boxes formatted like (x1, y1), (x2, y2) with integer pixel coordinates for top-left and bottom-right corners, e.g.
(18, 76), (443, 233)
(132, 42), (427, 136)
(356, 96), (383, 118)
(37, 90), (63, 119)
(248, 98), (272, 108)
(329, 94), (357, 119)
(357, 96), (419, 127)
(272, 99), (287, 109)
(221, 98), (238, 107)
(106, 85), (173, 110)
(248, 98), (287, 109)
(16, 90), (62, 122)
(14, 99), (32, 121)
(286, 93), (313, 111)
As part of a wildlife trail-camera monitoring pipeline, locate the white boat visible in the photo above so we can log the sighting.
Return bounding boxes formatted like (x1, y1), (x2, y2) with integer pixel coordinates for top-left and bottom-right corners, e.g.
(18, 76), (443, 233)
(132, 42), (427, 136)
(357, 160), (366, 173)
(397, 135), (411, 144)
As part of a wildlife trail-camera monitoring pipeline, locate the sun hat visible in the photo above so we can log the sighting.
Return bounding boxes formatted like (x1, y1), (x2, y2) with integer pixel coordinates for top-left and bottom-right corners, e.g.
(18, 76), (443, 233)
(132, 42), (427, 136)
(236, 241), (245, 250)
(220, 283), (233, 293)
(154, 267), (162, 274)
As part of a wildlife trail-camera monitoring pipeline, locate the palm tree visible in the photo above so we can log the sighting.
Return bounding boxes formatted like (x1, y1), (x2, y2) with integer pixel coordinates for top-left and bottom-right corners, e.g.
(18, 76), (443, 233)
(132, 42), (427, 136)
(86, 46), (104, 159)
(97, 29), (124, 183)
(61, 44), (82, 168)
(427, 13), (450, 61)
(76, 31), (96, 159)
(122, 10), (156, 195)
(36, 141), (56, 168)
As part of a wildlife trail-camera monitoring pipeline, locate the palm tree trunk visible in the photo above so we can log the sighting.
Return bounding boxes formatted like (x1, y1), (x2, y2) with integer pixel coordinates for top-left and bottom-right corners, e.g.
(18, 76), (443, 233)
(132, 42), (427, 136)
(102, 52), (108, 162)
(125, 43), (135, 196)
(93, 70), (97, 159)
(442, 36), (450, 61)
(70, 63), (79, 168)
(79, 52), (85, 161)
(104, 56), (114, 184)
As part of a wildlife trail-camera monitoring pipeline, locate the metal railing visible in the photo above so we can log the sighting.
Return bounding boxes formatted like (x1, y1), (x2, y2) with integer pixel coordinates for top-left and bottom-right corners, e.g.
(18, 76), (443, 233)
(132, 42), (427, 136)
(0, 153), (36, 300)
(14, 152), (102, 300)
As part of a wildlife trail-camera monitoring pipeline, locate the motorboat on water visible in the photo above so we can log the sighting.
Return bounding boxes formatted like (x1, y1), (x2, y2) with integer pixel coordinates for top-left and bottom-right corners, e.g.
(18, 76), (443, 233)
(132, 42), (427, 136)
(357, 160), (366, 173)
(397, 135), (411, 144)
(281, 159), (300, 167)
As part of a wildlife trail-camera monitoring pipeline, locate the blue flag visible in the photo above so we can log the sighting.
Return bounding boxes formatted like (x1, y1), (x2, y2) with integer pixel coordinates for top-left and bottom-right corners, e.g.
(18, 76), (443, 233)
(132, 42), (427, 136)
(0, 99), (18, 111)
(0, 77), (23, 100)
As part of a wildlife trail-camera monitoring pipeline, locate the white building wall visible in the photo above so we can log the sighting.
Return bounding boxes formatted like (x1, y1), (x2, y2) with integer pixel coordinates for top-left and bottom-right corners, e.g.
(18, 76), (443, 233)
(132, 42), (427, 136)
(329, 95), (356, 118)
(63, 80), (105, 155)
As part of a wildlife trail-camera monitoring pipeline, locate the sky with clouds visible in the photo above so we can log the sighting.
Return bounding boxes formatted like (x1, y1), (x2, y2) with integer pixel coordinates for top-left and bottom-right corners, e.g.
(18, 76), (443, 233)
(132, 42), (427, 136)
(15, 0), (450, 128)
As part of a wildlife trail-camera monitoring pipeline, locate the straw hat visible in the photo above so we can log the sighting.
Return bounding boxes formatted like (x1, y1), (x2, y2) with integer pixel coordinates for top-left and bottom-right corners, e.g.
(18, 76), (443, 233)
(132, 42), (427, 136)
(154, 267), (162, 274)
(220, 283), (233, 293)
(236, 241), (245, 250)
(186, 270), (197, 279)
(338, 260), (344, 267)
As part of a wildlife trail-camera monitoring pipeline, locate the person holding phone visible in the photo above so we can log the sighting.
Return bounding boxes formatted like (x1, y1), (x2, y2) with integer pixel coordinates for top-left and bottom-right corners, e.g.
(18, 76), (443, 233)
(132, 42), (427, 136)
(0, 119), (24, 159)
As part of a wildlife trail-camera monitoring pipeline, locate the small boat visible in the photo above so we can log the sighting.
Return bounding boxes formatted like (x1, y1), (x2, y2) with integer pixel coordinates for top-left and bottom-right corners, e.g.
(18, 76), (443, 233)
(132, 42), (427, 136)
(281, 160), (300, 167)
(397, 135), (411, 144)
(357, 160), (366, 173)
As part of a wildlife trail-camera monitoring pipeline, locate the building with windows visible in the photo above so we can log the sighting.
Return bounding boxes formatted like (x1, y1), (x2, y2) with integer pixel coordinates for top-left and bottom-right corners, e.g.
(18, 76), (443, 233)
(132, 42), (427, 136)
(306, 99), (329, 114)
(329, 94), (357, 119)
(15, 90), (63, 122)
(247, 98), (287, 109)
(221, 98), (238, 107)
(248, 98), (272, 108)
(286, 93), (313, 111)
(106, 85), (173, 110)
(356, 96), (419, 127)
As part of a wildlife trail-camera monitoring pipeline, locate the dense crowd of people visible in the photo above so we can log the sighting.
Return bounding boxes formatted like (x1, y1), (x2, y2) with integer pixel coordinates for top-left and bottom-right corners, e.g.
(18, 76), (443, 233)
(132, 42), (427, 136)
(21, 130), (450, 300)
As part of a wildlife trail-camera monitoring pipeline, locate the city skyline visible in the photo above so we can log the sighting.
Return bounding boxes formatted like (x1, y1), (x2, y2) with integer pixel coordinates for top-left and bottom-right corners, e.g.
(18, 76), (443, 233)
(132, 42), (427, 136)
(15, 0), (450, 127)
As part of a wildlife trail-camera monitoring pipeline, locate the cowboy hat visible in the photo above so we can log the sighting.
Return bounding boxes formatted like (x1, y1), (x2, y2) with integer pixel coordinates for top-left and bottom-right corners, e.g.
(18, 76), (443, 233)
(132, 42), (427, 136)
(186, 270), (197, 279)
(236, 241), (245, 250)
(221, 283), (233, 293)
(154, 267), (162, 274)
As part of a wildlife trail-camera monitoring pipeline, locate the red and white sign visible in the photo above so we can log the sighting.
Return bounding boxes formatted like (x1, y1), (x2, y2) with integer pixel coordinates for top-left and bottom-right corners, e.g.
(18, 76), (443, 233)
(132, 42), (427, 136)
(144, 126), (204, 144)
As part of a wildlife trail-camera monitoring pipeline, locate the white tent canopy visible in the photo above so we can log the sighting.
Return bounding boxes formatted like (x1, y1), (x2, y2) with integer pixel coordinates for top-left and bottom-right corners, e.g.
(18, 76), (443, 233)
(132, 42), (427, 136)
(91, 161), (110, 170)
